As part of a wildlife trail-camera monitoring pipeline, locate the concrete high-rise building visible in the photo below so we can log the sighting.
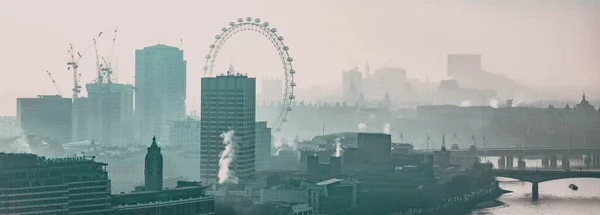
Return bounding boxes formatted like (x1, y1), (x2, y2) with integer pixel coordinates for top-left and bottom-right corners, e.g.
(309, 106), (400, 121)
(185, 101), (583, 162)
(170, 117), (201, 153)
(145, 136), (163, 191)
(135, 44), (187, 144)
(200, 71), (256, 183)
(255, 121), (272, 171)
(16, 95), (72, 145)
(447, 54), (482, 76)
(83, 83), (134, 146)
(0, 153), (112, 214)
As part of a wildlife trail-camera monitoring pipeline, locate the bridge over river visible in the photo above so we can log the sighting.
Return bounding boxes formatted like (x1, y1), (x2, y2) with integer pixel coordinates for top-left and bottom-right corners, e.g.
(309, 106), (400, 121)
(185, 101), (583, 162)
(429, 146), (600, 157)
(491, 169), (600, 200)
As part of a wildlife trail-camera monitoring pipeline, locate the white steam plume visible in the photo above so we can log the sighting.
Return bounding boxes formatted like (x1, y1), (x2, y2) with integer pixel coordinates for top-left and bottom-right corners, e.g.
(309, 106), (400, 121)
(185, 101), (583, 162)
(358, 123), (367, 132)
(489, 99), (499, 108)
(511, 99), (522, 108)
(218, 130), (238, 184)
(334, 138), (344, 157)
(273, 137), (296, 156)
(383, 123), (391, 134)
(459, 100), (472, 107)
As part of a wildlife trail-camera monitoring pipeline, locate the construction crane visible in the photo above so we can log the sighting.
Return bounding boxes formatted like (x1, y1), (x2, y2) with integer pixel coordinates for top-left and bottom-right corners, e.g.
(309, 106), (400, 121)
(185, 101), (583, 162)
(67, 31), (104, 99)
(382, 58), (392, 69)
(45, 71), (62, 96)
(102, 27), (118, 83)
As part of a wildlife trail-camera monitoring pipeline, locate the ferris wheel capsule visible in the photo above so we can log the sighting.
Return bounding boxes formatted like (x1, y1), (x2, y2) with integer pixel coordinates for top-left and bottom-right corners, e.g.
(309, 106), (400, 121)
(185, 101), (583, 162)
(290, 82), (296, 87)
(283, 46), (289, 51)
(289, 69), (295, 74)
(286, 107), (292, 111)
(287, 57), (293, 62)
(276, 128), (282, 132)
(289, 95), (295, 99)
(255, 18), (261, 23)
(237, 18), (243, 22)
(203, 66), (208, 71)
(221, 27), (227, 32)
(229, 22), (235, 26)
(205, 55), (211, 59)
(277, 36), (284, 41)
(246, 17), (252, 22)
(209, 44), (215, 48)
(282, 118), (288, 122)
(215, 35), (221, 39)
(263, 22), (269, 27)
(270, 28), (277, 33)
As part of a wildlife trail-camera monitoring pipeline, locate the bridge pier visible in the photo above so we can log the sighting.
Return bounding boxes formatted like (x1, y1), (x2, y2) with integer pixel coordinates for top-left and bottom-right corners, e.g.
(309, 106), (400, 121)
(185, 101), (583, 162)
(542, 156), (549, 168)
(585, 155), (592, 169)
(532, 182), (539, 201)
(506, 156), (514, 169)
(498, 156), (506, 169)
(593, 155), (600, 167)
(550, 155), (558, 168)
(562, 154), (570, 170)
(517, 156), (526, 170)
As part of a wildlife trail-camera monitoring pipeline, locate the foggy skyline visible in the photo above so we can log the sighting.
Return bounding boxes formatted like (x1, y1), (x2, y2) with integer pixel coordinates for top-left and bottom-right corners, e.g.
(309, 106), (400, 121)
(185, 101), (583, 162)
(1, 0), (599, 115)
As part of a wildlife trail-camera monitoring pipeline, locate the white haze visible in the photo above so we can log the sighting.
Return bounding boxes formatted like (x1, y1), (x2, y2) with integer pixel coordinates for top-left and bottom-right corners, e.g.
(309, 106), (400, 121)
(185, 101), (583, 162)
(334, 137), (344, 157)
(218, 130), (238, 184)
(489, 99), (499, 108)
(383, 123), (391, 135)
(13, 135), (32, 153)
(358, 123), (367, 132)
(459, 100), (472, 107)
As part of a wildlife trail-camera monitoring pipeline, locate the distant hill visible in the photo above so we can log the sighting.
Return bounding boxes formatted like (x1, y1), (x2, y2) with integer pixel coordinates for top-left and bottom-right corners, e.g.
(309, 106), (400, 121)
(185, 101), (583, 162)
(453, 70), (541, 100)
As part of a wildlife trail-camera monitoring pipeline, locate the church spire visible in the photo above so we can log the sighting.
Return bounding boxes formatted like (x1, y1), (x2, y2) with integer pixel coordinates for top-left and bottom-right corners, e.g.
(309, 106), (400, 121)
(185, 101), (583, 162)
(151, 136), (158, 147)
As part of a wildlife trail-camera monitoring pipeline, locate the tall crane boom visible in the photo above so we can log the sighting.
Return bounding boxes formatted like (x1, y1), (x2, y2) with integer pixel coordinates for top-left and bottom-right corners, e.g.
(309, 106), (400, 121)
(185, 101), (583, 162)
(45, 71), (62, 96)
(67, 31), (104, 99)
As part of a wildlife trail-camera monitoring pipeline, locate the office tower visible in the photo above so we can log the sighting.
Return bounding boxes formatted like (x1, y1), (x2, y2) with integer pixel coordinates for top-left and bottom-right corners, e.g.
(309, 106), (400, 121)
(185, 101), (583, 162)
(16, 95), (72, 145)
(145, 136), (163, 191)
(170, 117), (201, 153)
(447, 54), (482, 76)
(135, 44), (187, 144)
(200, 71), (256, 183)
(84, 83), (134, 146)
(255, 121), (272, 170)
(0, 153), (112, 214)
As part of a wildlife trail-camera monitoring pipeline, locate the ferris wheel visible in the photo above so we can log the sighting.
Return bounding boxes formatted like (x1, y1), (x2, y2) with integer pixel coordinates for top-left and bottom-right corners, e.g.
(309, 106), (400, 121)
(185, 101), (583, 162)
(202, 17), (296, 133)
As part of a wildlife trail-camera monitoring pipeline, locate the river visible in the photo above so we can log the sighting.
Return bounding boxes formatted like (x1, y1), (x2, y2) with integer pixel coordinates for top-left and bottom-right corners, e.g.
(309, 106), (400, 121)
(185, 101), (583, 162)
(470, 157), (600, 215)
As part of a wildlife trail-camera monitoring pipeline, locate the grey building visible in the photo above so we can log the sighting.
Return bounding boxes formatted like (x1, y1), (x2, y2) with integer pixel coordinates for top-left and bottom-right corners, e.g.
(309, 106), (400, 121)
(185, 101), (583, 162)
(83, 83), (134, 146)
(16, 95), (72, 145)
(200, 71), (256, 183)
(135, 44), (187, 144)
(169, 117), (201, 153)
(255, 121), (272, 170)
(0, 153), (112, 214)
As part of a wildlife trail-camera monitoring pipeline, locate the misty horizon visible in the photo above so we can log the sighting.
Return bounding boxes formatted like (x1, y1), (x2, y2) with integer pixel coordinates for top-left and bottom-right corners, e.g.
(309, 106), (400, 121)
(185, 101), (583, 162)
(1, 0), (599, 115)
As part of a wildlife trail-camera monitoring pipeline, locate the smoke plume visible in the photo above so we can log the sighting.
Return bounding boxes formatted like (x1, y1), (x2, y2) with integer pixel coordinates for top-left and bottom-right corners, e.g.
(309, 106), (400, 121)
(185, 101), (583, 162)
(489, 99), (499, 108)
(511, 99), (522, 108)
(218, 130), (238, 184)
(334, 138), (344, 157)
(383, 123), (391, 134)
(459, 100), (472, 107)
(358, 123), (367, 132)
(273, 137), (296, 156)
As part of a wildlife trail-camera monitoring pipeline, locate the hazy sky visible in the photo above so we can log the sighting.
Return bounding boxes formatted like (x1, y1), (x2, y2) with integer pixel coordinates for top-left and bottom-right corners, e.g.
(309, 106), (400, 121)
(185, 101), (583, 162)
(1, 0), (599, 115)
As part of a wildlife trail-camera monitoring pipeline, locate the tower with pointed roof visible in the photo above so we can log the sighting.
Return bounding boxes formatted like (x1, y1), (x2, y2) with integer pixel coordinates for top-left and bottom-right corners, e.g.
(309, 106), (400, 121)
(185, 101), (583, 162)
(145, 136), (163, 191)
(575, 93), (595, 112)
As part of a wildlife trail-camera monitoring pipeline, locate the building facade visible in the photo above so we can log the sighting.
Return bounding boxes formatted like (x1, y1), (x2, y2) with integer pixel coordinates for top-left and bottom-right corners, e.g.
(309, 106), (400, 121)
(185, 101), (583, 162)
(135, 44), (187, 144)
(200, 72), (256, 183)
(170, 117), (201, 153)
(16, 95), (72, 145)
(82, 83), (134, 146)
(255, 121), (272, 171)
(0, 153), (112, 214)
